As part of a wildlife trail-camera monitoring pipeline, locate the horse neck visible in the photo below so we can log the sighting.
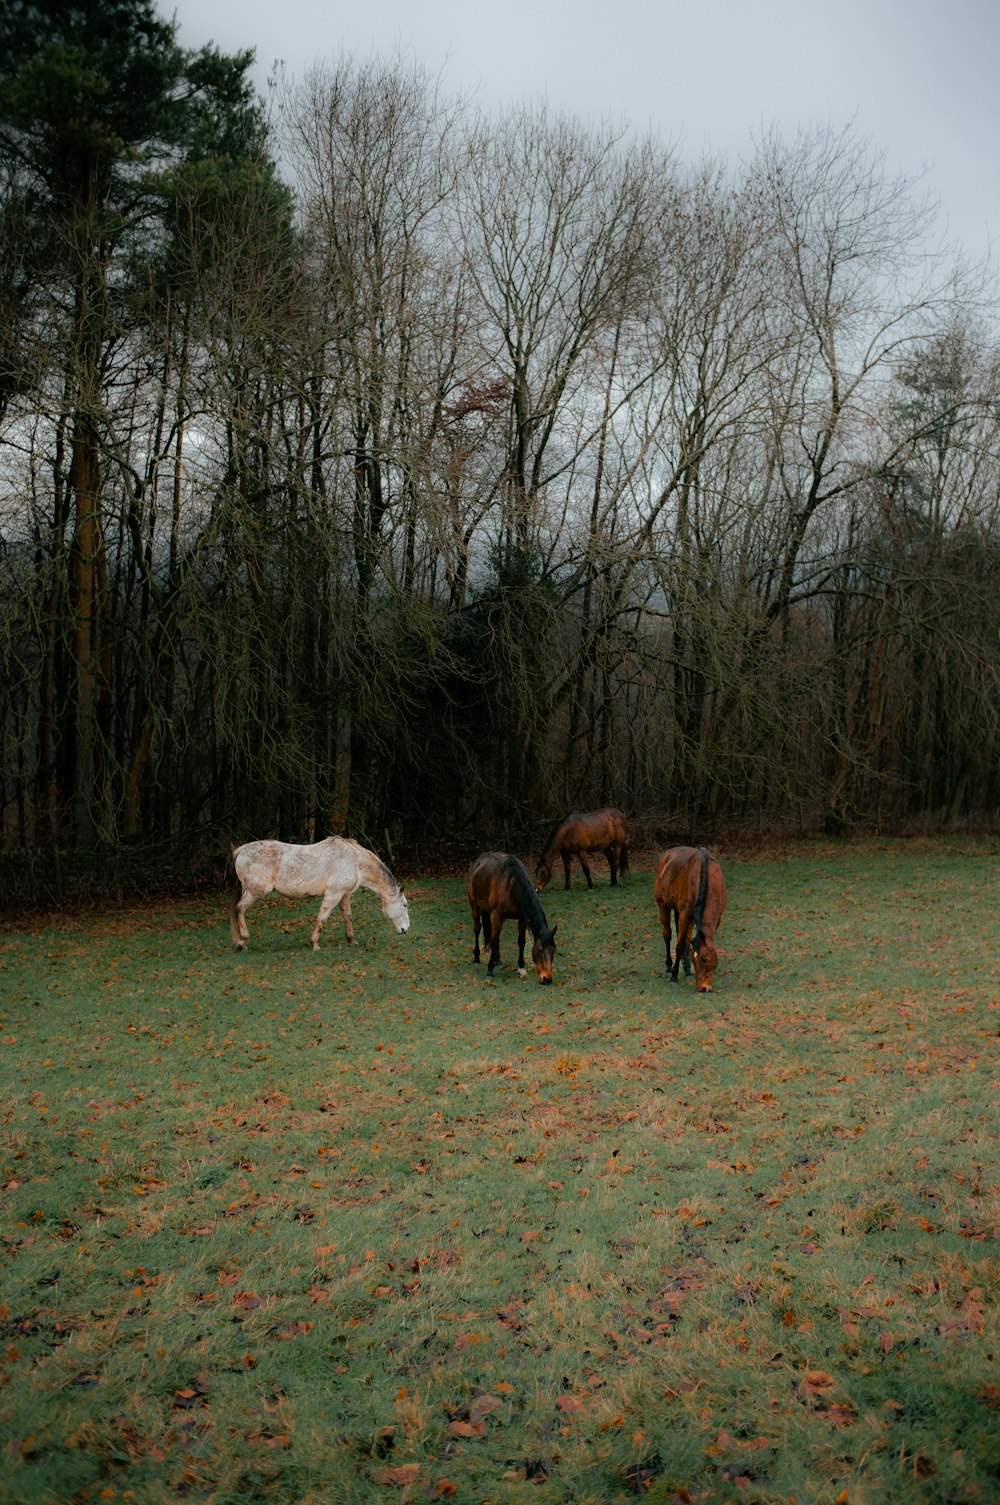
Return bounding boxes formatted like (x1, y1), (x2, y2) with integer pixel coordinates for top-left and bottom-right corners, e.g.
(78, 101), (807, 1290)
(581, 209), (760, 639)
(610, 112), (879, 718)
(507, 859), (548, 936)
(693, 849), (711, 936)
(540, 823), (564, 866)
(355, 846), (398, 901)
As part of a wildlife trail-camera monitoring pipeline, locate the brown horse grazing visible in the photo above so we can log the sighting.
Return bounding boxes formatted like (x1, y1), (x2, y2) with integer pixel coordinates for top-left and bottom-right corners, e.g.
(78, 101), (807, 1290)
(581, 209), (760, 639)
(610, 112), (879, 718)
(654, 846), (727, 991)
(534, 807), (629, 891)
(468, 852), (558, 983)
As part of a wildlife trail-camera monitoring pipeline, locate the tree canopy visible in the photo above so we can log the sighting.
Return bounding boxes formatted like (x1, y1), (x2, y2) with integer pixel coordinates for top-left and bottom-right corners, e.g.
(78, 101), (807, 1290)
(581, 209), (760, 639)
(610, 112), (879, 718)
(1, 15), (997, 892)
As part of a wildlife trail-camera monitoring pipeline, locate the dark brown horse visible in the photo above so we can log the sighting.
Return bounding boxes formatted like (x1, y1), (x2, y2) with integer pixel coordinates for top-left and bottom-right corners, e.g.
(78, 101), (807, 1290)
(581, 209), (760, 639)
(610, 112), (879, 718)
(534, 807), (629, 891)
(468, 852), (557, 983)
(654, 846), (727, 991)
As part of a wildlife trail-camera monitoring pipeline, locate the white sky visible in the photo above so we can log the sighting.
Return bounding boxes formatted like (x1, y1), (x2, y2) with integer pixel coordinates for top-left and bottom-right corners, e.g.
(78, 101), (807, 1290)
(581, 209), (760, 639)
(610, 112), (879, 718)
(168, 0), (999, 264)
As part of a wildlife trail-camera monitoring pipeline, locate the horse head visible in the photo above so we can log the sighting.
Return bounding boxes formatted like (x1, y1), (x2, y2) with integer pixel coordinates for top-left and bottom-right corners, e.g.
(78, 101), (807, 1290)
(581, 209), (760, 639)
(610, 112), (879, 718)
(533, 860), (551, 892)
(531, 923), (557, 984)
(384, 890), (410, 934)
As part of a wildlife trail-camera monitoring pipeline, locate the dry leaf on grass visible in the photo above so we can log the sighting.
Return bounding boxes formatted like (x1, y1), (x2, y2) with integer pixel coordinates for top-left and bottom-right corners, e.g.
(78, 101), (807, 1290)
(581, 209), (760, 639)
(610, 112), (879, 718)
(374, 1462), (421, 1486)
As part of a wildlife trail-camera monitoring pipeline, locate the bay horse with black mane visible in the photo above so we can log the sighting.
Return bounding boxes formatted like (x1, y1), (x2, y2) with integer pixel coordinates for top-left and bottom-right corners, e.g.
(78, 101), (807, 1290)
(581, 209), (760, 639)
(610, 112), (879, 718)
(468, 852), (558, 983)
(654, 846), (727, 991)
(534, 807), (629, 891)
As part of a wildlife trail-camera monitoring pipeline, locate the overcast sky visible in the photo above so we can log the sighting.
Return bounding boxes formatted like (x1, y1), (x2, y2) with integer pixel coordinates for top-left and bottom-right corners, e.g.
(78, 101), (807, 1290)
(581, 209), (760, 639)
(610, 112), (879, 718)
(168, 0), (999, 264)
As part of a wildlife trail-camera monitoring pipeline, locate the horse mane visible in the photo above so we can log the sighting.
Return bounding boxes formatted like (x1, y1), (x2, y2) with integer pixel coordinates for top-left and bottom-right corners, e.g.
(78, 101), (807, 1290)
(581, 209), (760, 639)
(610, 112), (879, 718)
(338, 837), (400, 894)
(367, 852), (401, 894)
(503, 854), (551, 935)
(693, 847), (710, 941)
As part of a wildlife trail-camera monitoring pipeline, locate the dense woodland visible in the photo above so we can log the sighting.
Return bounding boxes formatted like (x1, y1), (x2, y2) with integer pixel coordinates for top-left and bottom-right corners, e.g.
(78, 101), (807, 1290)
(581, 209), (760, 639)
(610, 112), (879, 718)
(1, 1), (999, 895)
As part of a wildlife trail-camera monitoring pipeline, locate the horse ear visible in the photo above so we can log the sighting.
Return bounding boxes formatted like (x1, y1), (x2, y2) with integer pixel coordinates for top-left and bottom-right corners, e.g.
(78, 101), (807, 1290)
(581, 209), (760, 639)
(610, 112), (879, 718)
(551, 923), (558, 937)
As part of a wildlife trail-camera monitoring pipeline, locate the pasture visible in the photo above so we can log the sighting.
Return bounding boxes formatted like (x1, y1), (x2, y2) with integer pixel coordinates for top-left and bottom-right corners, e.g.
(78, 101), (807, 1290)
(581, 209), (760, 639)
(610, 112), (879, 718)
(1, 839), (997, 1505)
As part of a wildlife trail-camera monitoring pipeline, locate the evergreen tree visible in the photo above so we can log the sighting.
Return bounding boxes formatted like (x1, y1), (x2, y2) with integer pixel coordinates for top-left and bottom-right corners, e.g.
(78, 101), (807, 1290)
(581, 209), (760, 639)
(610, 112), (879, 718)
(0, 0), (269, 845)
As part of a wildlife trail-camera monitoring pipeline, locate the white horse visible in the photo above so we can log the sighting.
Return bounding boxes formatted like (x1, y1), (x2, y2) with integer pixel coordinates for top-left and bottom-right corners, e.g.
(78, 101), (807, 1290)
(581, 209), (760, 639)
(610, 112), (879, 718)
(230, 836), (410, 951)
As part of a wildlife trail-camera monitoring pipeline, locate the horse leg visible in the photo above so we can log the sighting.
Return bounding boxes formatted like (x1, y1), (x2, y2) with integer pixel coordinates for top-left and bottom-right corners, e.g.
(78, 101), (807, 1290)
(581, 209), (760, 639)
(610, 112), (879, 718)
(339, 895), (355, 944)
(562, 852), (572, 889)
(578, 851), (594, 889)
(672, 908), (693, 981)
(233, 886), (260, 950)
(606, 843), (618, 885)
(471, 904), (483, 964)
(487, 914), (502, 976)
(516, 918), (528, 978)
(311, 889), (343, 950)
(658, 902), (675, 979)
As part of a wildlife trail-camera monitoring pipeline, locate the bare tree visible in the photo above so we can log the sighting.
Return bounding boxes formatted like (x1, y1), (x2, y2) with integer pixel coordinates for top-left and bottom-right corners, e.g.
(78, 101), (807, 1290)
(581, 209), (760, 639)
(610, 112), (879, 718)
(281, 56), (472, 834)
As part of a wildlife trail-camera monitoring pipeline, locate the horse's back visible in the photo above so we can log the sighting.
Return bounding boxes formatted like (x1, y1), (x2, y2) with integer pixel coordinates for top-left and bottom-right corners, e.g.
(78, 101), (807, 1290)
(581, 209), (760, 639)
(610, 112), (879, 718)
(469, 851), (537, 918)
(544, 807), (619, 847)
(468, 851), (507, 904)
(235, 836), (354, 897)
(233, 839), (283, 884)
(655, 845), (725, 921)
(571, 807), (627, 846)
(654, 845), (699, 906)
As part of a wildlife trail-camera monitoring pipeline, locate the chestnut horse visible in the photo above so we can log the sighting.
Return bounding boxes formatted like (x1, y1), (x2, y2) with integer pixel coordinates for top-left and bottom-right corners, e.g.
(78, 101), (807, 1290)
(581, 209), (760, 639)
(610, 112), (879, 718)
(534, 807), (629, 891)
(231, 836), (409, 951)
(468, 852), (557, 983)
(654, 846), (727, 991)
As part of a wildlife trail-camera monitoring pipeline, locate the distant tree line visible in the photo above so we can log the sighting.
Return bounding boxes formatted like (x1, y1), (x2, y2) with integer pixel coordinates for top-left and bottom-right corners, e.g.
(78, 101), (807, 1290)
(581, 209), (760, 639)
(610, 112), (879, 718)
(1, 0), (998, 894)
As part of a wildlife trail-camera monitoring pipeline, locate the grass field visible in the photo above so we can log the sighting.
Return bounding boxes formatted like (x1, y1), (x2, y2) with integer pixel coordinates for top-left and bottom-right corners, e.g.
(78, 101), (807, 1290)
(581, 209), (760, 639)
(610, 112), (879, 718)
(1, 838), (998, 1505)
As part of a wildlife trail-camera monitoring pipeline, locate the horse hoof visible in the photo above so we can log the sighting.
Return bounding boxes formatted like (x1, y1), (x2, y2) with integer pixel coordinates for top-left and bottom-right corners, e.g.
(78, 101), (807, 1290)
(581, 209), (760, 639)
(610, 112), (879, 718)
(518, 968), (527, 979)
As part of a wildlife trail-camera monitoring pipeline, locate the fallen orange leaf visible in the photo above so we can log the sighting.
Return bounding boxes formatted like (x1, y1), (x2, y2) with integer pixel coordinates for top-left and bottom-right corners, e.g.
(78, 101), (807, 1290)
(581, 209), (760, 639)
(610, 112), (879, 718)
(374, 1462), (421, 1486)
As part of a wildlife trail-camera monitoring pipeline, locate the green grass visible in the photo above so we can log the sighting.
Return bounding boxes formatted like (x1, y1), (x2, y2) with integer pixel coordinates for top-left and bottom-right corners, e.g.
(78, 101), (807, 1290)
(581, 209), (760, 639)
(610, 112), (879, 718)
(1, 838), (998, 1504)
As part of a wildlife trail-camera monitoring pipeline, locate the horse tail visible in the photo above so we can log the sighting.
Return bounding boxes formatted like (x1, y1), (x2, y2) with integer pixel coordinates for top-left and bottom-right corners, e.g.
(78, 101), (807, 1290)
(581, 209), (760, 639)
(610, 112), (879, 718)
(618, 842), (630, 880)
(229, 858), (243, 944)
(693, 847), (710, 940)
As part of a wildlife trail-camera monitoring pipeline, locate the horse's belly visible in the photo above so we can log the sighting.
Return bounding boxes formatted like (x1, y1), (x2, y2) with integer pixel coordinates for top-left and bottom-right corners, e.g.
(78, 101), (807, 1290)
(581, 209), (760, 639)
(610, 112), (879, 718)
(274, 854), (352, 897)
